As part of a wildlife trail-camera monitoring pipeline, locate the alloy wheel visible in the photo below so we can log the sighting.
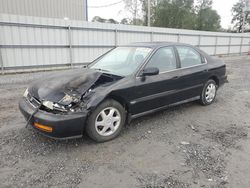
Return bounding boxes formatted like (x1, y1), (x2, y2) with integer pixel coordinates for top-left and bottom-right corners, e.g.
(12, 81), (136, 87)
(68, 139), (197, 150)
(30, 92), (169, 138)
(205, 83), (216, 103)
(95, 107), (121, 136)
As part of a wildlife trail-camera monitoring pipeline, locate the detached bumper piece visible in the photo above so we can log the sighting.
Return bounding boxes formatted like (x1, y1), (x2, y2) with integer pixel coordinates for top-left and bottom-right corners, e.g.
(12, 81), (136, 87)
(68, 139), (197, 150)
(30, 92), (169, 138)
(19, 98), (87, 139)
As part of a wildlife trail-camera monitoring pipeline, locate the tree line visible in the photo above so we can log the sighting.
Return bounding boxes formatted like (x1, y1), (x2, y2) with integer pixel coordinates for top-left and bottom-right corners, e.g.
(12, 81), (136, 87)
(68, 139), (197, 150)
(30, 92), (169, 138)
(92, 0), (249, 33)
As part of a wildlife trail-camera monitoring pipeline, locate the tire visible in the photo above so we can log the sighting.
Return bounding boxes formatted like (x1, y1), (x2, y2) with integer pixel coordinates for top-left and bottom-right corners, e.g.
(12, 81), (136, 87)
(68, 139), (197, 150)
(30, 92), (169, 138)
(86, 99), (126, 142)
(199, 79), (217, 105)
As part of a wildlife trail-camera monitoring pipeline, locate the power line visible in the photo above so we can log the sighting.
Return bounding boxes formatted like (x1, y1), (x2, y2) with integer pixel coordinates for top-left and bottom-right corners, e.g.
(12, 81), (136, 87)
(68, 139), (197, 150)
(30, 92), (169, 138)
(88, 1), (123, 8)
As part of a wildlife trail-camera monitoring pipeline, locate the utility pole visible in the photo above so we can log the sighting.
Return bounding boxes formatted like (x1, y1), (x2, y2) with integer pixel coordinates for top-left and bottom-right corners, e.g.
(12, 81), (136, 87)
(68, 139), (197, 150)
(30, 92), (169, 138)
(147, 0), (150, 26)
(242, 11), (245, 33)
(85, 0), (88, 21)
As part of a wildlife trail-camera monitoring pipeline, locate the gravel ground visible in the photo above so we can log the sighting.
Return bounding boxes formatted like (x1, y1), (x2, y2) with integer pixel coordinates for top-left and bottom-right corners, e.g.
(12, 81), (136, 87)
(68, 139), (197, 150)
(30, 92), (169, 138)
(0, 56), (250, 188)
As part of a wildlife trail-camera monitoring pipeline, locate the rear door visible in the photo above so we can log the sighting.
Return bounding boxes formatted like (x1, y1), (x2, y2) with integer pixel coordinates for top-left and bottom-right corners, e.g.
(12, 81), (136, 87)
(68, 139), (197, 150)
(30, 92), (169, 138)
(175, 45), (209, 99)
(130, 46), (184, 115)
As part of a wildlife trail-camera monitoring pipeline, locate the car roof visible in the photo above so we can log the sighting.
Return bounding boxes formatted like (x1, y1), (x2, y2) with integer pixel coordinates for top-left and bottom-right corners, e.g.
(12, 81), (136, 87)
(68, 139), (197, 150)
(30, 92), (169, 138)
(122, 42), (193, 49)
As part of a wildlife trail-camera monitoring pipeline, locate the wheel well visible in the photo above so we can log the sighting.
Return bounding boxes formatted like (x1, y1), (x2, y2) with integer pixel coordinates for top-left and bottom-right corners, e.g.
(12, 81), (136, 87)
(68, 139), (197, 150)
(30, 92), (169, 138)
(84, 95), (129, 133)
(107, 95), (129, 113)
(209, 76), (219, 86)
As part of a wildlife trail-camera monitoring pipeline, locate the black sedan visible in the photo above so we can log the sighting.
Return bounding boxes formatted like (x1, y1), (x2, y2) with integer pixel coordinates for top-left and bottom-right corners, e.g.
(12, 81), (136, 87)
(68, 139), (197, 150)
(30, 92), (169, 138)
(19, 42), (227, 142)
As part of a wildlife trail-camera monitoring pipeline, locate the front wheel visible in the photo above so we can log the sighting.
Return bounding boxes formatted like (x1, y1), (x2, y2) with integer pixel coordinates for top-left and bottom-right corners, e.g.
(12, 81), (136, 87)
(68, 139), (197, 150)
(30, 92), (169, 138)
(86, 99), (126, 142)
(199, 79), (217, 105)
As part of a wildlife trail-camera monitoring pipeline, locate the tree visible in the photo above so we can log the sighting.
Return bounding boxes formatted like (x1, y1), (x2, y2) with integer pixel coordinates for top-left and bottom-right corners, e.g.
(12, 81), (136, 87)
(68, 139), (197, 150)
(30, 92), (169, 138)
(120, 18), (130, 24)
(92, 16), (118, 24)
(153, 0), (196, 29)
(108, 19), (118, 24)
(195, 0), (221, 31)
(231, 0), (250, 32)
(130, 18), (144, 25)
(92, 16), (106, 23)
(140, 0), (158, 26)
(123, 0), (143, 25)
(137, 0), (221, 31)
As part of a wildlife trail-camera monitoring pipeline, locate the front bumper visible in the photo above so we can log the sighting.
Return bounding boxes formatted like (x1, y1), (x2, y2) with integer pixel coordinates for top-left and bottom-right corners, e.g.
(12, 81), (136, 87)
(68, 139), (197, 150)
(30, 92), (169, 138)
(19, 98), (88, 139)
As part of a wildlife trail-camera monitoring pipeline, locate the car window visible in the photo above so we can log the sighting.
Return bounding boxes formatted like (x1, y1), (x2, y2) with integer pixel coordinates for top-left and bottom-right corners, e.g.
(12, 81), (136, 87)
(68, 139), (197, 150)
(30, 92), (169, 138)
(176, 46), (202, 68)
(100, 48), (130, 65)
(90, 47), (152, 76)
(145, 47), (177, 73)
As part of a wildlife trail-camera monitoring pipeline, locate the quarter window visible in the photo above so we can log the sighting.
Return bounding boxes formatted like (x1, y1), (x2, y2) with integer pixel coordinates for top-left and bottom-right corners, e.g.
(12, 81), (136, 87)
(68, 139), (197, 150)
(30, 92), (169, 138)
(145, 47), (177, 72)
(176, 46), (202, 68)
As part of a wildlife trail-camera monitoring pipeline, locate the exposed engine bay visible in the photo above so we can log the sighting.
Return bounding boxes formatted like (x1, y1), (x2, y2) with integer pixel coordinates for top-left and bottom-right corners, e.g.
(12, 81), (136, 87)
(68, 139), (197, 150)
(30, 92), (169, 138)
(24, 69), (122, 114)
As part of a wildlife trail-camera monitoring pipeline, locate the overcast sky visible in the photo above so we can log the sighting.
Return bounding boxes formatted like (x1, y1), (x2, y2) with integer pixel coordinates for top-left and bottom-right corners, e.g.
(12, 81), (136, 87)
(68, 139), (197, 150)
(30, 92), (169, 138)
(88, 0), (239, 29)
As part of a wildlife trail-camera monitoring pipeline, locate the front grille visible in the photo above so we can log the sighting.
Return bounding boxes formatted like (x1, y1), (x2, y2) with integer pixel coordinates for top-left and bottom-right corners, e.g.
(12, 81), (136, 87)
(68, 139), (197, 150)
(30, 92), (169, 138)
(27, 93), (41, 108)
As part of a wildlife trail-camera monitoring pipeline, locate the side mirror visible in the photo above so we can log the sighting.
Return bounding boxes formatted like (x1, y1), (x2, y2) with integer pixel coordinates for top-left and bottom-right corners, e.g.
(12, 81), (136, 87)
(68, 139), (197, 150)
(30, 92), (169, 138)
(141, 67), (159, 76)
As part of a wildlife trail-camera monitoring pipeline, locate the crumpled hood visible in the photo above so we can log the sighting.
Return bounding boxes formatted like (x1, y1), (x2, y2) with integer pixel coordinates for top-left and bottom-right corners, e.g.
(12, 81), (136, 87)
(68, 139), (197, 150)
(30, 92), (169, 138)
(28, 69), (103, 103)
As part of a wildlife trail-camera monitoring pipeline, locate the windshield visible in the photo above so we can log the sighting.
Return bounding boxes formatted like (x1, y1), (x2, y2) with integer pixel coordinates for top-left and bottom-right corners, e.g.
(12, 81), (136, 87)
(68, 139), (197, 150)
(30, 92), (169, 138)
(90, 47), (152, 76)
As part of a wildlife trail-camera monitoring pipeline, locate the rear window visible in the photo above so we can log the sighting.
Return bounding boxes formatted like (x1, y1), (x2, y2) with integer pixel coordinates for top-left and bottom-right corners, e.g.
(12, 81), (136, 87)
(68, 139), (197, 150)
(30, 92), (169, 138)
(176, 46), (202, 68)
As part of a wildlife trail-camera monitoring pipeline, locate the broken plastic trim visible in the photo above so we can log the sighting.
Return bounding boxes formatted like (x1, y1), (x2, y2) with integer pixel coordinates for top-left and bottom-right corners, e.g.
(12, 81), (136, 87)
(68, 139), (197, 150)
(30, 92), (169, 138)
(25, 103), (42, 128)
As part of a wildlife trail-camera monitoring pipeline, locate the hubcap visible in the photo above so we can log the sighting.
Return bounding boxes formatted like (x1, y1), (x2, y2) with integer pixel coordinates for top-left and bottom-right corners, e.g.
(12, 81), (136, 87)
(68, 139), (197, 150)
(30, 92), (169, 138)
(95, 107), (121, 136)
(205, 83), (216, 103)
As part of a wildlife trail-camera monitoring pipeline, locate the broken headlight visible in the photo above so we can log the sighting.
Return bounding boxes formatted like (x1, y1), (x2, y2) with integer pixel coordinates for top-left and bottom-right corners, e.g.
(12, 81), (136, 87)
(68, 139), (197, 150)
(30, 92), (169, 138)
(42, 101), (54, 110)
(42, 100), (68, 112)
(42, 94), (80, 113)
(60, 94), (75, 104)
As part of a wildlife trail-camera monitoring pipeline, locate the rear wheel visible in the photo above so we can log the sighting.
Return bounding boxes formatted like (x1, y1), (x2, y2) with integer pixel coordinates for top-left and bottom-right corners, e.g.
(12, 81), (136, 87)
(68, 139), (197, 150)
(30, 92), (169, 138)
(200, 79), (217, 105)
(86, 99), (126, 142)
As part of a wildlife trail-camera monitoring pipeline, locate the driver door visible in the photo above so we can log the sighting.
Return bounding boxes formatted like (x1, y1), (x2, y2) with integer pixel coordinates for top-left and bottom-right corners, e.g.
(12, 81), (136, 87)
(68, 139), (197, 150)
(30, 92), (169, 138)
(130, 46), (183, 115)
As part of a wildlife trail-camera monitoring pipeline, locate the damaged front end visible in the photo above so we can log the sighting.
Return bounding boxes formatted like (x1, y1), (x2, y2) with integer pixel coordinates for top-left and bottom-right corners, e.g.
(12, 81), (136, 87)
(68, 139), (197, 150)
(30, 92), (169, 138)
(24, 70), (122, 115)
(40, 93), (81, 113)
(19, 69), (123, 139)
(23, 87), (80, 114)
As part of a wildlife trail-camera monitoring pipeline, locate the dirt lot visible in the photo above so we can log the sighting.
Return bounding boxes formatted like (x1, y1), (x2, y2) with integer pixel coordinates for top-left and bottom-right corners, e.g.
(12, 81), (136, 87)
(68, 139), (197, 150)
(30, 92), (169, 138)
(0, 56), (250, 188)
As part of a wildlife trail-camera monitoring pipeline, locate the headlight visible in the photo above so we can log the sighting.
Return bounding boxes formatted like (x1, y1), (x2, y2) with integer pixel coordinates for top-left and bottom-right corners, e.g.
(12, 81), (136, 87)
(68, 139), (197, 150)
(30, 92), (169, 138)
(59, 93), (79, 105)
(60, 94), (74, 104)
(53, 103), (67, 112)
(42, 100), (68, 112)
(42, 94), (78, 113)
(23, 88), (29, 97)
(42, 101), (54, 110)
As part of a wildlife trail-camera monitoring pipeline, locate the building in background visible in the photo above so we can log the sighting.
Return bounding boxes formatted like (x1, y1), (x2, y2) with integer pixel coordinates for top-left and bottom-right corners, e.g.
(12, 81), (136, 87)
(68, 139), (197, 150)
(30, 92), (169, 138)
(0, 0), (88, 20)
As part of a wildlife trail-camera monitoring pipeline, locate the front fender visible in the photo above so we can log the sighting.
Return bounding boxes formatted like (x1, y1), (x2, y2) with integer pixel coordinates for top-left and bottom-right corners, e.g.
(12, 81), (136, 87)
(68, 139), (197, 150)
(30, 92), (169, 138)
(85, 86), (115, 111)
(85, 89), (130, 113)
(86, 94), (107, 111)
